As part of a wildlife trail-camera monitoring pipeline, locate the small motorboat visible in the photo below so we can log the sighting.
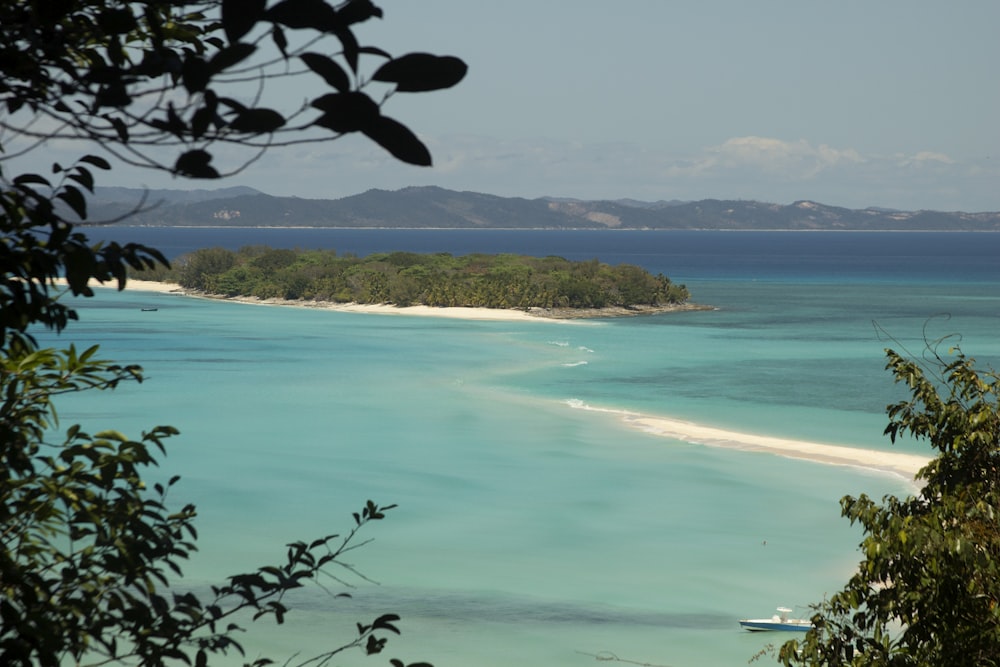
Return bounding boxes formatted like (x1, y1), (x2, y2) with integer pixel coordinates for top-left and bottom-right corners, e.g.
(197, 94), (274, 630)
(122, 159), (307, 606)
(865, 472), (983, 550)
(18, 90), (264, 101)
(739, 607), (812, 632)
(140, 308), (159, 312)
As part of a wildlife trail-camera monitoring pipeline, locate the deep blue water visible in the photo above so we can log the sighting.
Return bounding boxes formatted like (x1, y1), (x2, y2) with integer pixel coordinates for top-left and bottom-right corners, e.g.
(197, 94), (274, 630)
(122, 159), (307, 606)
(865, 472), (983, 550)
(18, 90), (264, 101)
(88, 227), (1000, 285)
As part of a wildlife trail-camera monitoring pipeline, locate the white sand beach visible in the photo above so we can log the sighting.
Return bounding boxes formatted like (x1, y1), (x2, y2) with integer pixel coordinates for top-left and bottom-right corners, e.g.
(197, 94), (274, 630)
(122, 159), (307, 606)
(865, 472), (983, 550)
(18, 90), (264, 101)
(565, 401), (930, 480)
(628, 414), (930, 479)
(120, 279), (186, 294)
(120, 279), (579, 322)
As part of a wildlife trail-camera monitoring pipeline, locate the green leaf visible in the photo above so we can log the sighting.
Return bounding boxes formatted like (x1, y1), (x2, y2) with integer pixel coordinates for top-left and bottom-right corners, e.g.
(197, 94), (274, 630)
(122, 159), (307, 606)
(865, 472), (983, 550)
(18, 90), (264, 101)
(372, 53), (467, 92)
(300, 53), (350, 93)
(362, 116), (432, 166)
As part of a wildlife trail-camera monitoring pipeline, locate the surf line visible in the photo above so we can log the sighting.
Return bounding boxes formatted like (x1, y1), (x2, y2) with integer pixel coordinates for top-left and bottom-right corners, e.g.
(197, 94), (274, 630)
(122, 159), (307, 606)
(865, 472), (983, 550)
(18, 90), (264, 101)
(562, 399), (930, 481)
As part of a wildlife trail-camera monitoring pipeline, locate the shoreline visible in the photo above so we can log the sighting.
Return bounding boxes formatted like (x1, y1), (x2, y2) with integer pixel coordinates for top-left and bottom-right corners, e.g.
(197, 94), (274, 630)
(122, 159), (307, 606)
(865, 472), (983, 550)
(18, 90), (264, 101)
(116, 279), (930, 479)
(121, 279), (712, 322)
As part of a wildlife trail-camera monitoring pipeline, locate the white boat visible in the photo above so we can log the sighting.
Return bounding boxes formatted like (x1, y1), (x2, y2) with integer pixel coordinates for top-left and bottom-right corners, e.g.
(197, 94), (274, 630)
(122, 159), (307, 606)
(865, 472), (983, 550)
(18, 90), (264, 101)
(739, 607), (813, 632)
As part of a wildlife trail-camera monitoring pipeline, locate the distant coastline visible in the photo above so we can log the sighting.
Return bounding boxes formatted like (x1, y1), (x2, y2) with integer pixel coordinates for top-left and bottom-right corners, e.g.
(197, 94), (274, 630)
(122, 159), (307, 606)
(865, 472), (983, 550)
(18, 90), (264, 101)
(88, 185), (1000, 231)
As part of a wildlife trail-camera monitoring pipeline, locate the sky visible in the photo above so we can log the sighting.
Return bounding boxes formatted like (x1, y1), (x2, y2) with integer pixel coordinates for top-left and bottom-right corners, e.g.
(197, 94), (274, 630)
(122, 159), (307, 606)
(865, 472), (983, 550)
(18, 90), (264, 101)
(15, 1), (1000, 211)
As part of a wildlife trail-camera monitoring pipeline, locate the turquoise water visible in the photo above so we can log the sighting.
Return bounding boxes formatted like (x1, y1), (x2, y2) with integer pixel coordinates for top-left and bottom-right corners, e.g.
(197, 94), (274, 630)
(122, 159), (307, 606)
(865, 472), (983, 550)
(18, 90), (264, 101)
(43, 232), (1000, 666)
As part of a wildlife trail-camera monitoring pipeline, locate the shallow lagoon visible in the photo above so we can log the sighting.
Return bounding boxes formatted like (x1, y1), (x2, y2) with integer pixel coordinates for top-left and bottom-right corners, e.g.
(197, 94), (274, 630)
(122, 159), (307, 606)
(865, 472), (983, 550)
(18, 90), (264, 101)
(49, 231), (1000, 666)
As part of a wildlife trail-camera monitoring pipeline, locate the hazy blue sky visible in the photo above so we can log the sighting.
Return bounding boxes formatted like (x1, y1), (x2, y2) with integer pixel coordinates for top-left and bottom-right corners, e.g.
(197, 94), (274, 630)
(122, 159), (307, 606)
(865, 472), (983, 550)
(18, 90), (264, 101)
(37, 2), (1000, 210)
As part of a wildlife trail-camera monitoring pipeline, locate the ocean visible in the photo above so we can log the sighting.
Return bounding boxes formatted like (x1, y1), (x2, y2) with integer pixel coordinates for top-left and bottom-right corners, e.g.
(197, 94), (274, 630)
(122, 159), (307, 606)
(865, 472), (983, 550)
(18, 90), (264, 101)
(47, 229), (1000, 666)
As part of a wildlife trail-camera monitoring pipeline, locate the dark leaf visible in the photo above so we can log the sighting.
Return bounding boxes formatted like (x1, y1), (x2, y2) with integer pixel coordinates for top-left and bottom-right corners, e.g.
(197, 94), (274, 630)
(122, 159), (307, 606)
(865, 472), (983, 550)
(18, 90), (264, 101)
(334, 25), (360, 72)
(182, 55), (211, 93)
(358, 46), (392, 59)
(371, 613), (401, 634)
(13, 174), (51, 187)
(272, 25), (288, 58)
(68, 166), (94, 193)
(209, 43), (257, 75)
(362, 116), (432, 166)
(95, 83), (131, 108)
(57, 185), (88, 219)
(98, 7), (138, 34)
(191, 106), (215, 139)
(311, 92), (380, 133)
(222, 0), (266, 43)
(102, 114), (130, 142)
(218, 97), (248, 113)
(337, 0), (383, 25)
(174, 150), (220, 178)
(372, 53), (467, 92)
(365, 635), (386, 655)
(266, 0), (342, 31)
(300, 53), (350, 93)
(229, 108), (286, 133)
(80, 155), (111, 170)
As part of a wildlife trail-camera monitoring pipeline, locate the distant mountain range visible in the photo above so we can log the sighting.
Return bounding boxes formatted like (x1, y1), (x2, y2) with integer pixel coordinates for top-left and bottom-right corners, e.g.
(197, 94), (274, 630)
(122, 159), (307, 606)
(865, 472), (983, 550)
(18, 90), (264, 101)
(88, 185), (1000, 231)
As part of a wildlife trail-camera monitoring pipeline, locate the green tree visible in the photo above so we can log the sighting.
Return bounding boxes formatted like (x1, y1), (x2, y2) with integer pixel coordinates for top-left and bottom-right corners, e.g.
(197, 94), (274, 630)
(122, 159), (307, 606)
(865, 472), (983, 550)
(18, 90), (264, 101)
(1, 1), (465, 665)
(778, 343), (1000, 666)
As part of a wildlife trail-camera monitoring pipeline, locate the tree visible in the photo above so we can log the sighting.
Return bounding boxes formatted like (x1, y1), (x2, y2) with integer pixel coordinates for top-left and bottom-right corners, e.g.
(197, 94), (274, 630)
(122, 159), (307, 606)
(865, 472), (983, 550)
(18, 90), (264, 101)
(778, 342), (1000, 666)
(1, 1), (465, 665)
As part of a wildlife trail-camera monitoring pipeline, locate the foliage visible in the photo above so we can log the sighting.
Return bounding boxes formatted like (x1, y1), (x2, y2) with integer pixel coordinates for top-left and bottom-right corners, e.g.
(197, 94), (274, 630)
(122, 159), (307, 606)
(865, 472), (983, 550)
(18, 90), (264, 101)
(778, 344), (1000, 666)
(151, 246), (692, 310)
(1, 1), (465, 665)
(1, 0), (465, 341)
(1, 0), (466, 176)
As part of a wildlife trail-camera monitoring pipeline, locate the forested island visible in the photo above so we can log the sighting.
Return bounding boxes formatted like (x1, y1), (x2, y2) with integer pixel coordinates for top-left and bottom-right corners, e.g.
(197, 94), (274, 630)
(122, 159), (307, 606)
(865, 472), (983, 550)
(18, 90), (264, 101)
(137, 246), (696, 316)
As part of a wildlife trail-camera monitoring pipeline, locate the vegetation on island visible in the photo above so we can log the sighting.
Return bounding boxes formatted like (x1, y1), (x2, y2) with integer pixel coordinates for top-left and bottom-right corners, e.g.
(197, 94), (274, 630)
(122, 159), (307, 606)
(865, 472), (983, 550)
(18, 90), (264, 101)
(1, 1), (463, 666)
(139, 246), (692, 311)
(775, 341), (1000, 666)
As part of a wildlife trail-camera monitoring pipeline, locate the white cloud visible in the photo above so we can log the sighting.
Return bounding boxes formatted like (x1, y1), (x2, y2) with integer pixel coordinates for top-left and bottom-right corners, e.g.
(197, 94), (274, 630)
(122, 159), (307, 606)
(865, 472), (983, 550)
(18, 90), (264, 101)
(894, 151), (956, 168)
(676, 136), (864, 180)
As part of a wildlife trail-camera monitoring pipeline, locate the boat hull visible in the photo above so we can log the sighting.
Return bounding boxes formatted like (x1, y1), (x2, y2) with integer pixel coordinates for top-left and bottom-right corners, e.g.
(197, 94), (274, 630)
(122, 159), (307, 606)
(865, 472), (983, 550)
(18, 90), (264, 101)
(739, 619), (812, 632)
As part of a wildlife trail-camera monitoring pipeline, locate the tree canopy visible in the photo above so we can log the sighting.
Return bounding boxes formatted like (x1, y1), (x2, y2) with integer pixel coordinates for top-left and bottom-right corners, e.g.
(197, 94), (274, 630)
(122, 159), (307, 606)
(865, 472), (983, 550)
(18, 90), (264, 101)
(778, 342), (1000, 666)
(147, 246), (692, 311)
(1, 1), (465, 665)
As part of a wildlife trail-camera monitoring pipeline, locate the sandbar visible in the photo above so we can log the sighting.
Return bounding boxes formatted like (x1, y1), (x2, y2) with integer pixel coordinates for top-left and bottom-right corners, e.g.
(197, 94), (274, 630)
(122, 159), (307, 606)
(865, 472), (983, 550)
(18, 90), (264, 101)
(566, 401), (930, 481)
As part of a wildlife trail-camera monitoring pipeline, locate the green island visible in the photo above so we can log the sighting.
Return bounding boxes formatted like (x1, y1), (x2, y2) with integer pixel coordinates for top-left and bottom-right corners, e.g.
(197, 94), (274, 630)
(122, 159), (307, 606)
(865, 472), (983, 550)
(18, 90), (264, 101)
(138, 246), (702, 317)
